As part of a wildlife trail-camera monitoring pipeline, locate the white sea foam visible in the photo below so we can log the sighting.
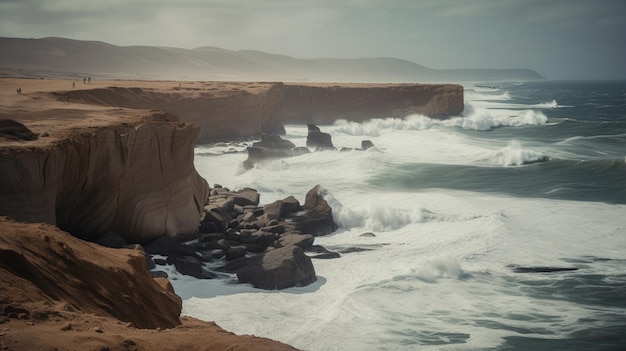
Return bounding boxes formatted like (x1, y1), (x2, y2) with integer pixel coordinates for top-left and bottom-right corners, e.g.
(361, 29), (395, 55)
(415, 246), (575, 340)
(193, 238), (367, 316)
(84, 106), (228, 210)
(180, 84), (626, 350)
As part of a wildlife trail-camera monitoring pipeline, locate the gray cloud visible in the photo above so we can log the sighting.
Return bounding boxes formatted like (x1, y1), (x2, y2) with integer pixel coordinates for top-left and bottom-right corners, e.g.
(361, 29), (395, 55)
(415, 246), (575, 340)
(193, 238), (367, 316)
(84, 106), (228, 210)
(1, 0), (625, 79)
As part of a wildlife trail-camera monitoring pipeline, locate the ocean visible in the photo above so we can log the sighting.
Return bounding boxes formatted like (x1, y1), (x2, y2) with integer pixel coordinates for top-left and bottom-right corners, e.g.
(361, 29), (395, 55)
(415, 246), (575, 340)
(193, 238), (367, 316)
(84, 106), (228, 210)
(171, 81), (626, 350)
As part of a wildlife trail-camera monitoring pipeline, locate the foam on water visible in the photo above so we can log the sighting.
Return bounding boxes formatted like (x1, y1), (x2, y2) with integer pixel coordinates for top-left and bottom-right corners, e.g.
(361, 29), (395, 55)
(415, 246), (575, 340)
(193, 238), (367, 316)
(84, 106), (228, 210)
(180, 82), (626, 350)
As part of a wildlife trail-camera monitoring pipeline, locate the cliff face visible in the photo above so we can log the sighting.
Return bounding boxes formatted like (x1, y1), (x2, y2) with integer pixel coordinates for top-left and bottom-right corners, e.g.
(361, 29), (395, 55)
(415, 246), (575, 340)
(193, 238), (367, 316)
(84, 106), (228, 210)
(50, 81), (463, 142)
(53, 82), (286, 143)
(0, 112), (208, 244)
(0, 216), (182, 329)
(276, 84), (464, 124)
(0, 216), (298, 350)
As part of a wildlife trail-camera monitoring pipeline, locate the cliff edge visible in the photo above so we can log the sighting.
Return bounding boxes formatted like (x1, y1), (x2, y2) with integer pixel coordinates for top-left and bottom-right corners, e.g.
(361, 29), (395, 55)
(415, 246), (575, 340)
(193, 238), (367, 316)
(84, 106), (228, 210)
(0, 80), (208, 243)
(48, 80), (464, 143)
(0, 216), (297, 350)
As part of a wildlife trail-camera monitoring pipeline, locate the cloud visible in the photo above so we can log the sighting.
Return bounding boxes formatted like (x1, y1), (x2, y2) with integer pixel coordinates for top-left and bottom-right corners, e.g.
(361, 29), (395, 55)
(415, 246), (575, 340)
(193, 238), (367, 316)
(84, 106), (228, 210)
(1, 0), (625, 79)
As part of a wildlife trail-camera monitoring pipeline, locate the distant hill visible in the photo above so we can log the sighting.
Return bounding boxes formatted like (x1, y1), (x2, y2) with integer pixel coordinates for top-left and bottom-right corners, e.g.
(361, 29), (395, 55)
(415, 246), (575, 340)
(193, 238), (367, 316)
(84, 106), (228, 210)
(0, 37), (545, 82)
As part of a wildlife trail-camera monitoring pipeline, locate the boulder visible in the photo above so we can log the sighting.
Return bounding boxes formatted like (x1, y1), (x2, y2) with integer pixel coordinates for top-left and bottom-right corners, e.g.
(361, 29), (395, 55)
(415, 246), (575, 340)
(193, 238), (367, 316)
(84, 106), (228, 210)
(263, 196), (300, 221)
(230, 188), (260, 207)
(361, 140), (375, 150)
(290, 185), (338, 236)
(174, 256), (204, 278)
(306, 124), (334, 150)
(0, 119), (38, 141)
(236, 245), (317, 290)
(277, 234), (315, 250)
(96, 230), (128, 248)
(143, 236), (197, 258)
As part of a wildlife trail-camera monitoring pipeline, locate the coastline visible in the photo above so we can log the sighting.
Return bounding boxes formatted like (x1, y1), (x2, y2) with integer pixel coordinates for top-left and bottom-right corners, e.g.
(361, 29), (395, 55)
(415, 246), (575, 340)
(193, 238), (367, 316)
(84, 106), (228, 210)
(0, 77), (463, 350)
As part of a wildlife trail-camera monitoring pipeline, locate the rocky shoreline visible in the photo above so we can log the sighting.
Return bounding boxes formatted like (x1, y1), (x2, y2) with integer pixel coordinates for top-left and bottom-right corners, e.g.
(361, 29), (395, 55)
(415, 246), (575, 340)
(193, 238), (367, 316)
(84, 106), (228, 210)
(0, 77), (464, 350)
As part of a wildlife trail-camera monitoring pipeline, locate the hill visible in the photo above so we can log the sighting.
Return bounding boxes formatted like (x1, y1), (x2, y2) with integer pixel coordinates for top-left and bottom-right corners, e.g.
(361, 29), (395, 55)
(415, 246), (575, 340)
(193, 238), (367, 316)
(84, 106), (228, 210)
(0, 37), (546, 82)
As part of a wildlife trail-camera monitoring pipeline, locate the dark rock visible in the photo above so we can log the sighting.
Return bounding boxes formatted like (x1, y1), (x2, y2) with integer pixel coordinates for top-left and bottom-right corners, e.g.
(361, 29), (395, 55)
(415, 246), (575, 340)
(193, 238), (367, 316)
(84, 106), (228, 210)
(263, 224), (286, 234)
(307, 129), (334, 150)
(198, 220), (221, 234)
(174, 256), (204, 278)
(226, 246), (248, 261)
(231, 188), (260, 207)
(507, 265), (579, 273)
(96, 231), (128, 248)
(307, 124), (321, 132)
(359, 232), (377, 237)
(290, 185), (338, 236)
(336, 247), (374, 254)
(244, 243), (267, 253)
(199, 233), (225, 242)
(310, 252), (341, 259)
(253, 134), (296, 150)
(278, 234), (315, 250)
(291, 146), (311, 156)
(217, 256), (249, 273)
(151, 271), (169, 279)
(237, 245), (317, 290)
(361, 140), (375, 150)
(245, 232), (278, 247)
(153, 258), (167, 266)
(0, 119), (38, 141)
(143, 236), (197, 258)
(241, 212), (256, 222)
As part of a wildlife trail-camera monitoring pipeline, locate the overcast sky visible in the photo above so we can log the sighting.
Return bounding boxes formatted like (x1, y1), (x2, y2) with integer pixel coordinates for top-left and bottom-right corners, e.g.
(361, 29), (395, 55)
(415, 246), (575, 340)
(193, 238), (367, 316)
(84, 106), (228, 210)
(1, 0), (625, 80)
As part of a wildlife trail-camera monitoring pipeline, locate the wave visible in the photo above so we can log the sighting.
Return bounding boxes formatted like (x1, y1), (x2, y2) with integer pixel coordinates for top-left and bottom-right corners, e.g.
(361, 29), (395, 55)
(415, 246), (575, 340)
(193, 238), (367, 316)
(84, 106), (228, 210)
(332, 107), (548, 135)
(532, 100), (559, 108)
(476, 141), (548, 167)
(465, 90), (512, 101)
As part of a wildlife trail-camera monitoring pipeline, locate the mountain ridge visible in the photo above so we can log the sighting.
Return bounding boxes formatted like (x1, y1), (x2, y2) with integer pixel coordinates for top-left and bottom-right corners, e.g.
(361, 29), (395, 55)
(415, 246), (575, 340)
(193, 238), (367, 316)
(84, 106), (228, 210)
(0, 36), (546, 82)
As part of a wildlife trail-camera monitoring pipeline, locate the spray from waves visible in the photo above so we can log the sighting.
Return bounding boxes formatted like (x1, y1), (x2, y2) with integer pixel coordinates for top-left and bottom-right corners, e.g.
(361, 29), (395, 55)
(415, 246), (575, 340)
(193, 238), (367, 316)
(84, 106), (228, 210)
(332, 105), (548, 136)
(533, 100), (559, 108)
(475, 140), (548, 167)
(323, 190), (427, 231)
(464, 90), (512, 101)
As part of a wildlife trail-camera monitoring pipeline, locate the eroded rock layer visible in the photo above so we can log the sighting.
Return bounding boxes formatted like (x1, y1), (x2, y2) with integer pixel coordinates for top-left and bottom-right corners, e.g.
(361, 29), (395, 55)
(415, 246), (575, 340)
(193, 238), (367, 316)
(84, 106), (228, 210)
(0, 112), (208, 243)
(51, 81), (464, 142)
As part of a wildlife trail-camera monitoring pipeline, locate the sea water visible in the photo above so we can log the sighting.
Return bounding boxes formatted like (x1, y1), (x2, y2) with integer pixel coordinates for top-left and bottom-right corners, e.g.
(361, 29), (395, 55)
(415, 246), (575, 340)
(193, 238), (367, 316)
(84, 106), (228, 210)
(171, 81), (626, 350)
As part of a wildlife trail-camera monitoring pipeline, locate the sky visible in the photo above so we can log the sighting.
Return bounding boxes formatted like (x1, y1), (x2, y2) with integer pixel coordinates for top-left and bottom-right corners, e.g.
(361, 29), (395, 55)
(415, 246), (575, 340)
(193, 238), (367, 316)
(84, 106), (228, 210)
(1, 0), (625, 80)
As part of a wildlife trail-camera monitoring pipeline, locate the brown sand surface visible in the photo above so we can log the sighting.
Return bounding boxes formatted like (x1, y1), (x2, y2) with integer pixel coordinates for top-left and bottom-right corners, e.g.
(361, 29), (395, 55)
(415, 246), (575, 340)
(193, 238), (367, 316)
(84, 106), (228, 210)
(0, 77), (279, 147)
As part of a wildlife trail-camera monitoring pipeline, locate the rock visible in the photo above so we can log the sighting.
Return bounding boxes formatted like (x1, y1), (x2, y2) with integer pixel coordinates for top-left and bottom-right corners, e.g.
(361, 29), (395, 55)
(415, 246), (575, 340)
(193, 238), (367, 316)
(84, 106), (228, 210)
(225, 246), (247, 261)
(230, 188), (260, 207)
(143, 236), (197, 258)
(277, 234), (315, 250)
(151, 271), (169, 279)
(290, 185), (338, 236)
(0, 217), (182, 329)
(359, 232), (376, 237)
(0, 119), (38, 141)
(306, 124), (334, 150)
(60, 323), (72, 331)
(236, 245), (317, 290)
(96, 231), (128, 248)
(361, 140), (375, 150)
(252, 134), (296, 150)
(310, 252), (341, 259)
(0, 115), (208, 244)
(174, 256), (204, 278)
(262, 196), (301, 222)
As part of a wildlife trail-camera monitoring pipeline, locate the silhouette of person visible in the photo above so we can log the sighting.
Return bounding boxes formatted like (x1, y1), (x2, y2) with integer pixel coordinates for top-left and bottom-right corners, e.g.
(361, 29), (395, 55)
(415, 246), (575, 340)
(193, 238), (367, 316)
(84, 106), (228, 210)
(83, 78), (86, 84)
(72, 81), (76, 88)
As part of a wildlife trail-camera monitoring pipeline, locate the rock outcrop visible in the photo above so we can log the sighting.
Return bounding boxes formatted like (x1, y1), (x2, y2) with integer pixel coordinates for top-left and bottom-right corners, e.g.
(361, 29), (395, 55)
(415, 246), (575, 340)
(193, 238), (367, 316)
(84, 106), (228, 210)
(277, 83), (465, 124)
(0, 112), (208, 244)
(0, 216), (181, 329)
(50, 80), (464, 142)
(53, 82), (286, 143)
(0, 216), (298, 351)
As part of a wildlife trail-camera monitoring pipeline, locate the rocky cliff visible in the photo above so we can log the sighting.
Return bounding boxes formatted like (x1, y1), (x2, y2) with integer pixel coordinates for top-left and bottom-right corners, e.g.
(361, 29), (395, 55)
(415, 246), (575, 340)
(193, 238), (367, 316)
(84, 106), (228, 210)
(0, 100), (208, 243)
(0, 216), (298, 350)
(53, 82), (286, 143)
(50, 80), (463, 142)
(277, 83), (464, 124)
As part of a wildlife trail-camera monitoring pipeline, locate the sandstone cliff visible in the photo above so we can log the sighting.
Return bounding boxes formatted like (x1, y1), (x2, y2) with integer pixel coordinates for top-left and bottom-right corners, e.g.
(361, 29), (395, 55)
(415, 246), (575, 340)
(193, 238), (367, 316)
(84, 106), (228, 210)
(0, 216), (298, 350)
(0, 89), (208, 243)
(48, 80), (463, 142)
(277, 83), (464, 124)
(53, 82), (286, 143)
